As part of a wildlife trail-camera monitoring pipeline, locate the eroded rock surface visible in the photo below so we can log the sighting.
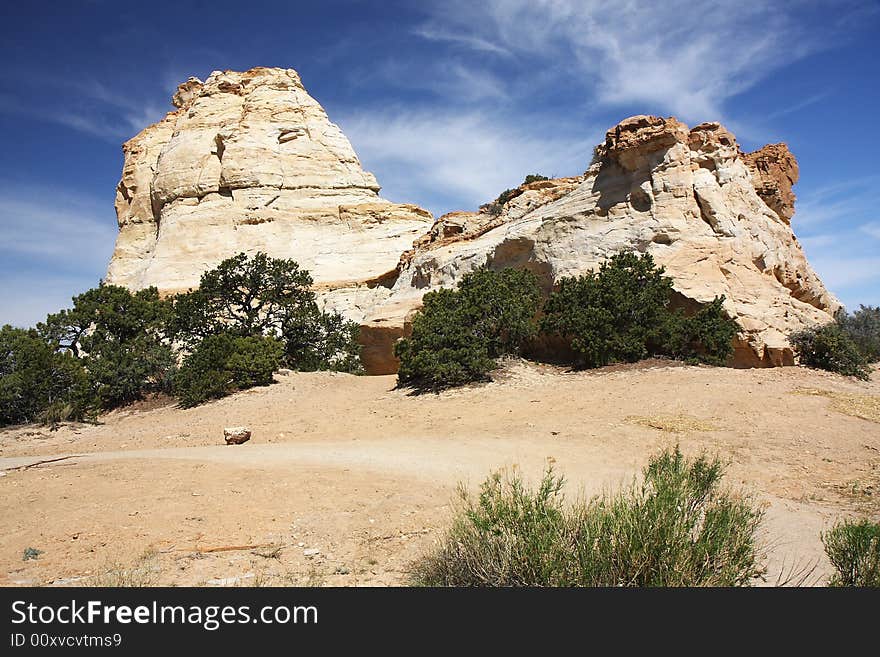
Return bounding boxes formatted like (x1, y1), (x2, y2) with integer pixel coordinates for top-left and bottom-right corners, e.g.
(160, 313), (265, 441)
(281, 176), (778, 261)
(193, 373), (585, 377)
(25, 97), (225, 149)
(361, 115), (838, 372)
(106, 67), (432, 317)
(105, 71), (837, 374)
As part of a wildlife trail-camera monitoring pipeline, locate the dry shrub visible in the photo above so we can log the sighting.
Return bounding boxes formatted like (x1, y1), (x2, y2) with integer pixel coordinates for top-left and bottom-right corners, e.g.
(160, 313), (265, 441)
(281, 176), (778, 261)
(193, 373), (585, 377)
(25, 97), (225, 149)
(413, 446), (765, 587)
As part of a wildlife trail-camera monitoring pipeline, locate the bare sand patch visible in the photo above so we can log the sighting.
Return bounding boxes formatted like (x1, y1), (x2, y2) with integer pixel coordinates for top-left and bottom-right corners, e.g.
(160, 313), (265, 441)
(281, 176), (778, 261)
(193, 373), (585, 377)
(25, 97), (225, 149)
(1, 362), (877, 586)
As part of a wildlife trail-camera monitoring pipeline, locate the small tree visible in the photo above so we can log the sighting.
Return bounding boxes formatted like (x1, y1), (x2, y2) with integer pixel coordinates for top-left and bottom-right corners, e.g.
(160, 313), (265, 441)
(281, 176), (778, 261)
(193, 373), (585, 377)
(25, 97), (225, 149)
(39, 284), (169, 356)
(541, 252), (673, 368)
(395, 289), (495, 391)
(38, 285), (173, 409)
(457, 268), (541, 358)
(662, 297), (739, 366)
(395, 268), (541, 391)
(168, 252), (314, 345)
(169, 252), (360, 373)
(837, 305), (880, 363)
(173, 333), (284, 408)
(282, 307), (362, 373)
(0, 325), (95, 426)
(790, 323), (870, 380)
(495, 188), (518, 206)
(541, 252), (738, 368)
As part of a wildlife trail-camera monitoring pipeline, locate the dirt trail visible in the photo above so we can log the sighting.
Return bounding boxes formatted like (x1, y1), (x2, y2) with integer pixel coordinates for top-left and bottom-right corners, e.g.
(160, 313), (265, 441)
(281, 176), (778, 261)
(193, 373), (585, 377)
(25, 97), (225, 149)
(1, 361), (877, 587)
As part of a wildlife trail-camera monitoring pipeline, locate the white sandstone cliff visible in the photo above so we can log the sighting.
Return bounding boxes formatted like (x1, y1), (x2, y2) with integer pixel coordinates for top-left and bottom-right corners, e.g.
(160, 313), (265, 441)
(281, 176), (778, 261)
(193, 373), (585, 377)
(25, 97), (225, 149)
(106, 67), (432, 320)
(359, 116), (839, 373)
(105, 70), (839, 375)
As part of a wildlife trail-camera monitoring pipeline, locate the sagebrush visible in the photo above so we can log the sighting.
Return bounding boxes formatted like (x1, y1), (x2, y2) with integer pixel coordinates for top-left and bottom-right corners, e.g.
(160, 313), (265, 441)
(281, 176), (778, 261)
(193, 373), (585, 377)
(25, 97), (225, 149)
(413, 446), (765, 586)
(822, 518), (880, 587)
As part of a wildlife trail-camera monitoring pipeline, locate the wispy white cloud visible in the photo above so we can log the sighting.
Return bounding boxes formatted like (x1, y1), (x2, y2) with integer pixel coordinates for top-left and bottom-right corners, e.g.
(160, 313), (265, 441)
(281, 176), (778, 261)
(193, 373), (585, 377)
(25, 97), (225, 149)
(413, 0), (862, 123)
(809, 256), (880, 291)
(0, 72), (168, 141)
(0, 92), (125, 141)
(0, 274), (104, 328)
(0, 182), (117, 272)
(339, 108), (597, 215)
(765, 92), (831, 121)
(70, 78), (168, 133)
(794, 175), (879, 227)
(798, 234), (836, 250)
(413, 26), (513, 57)
(0, 184), (117, 326)
(371, 60), (510, 103)
(794, 172), (879, 307)
(861, 222), (880, 240)
(798, 222), (880, 310)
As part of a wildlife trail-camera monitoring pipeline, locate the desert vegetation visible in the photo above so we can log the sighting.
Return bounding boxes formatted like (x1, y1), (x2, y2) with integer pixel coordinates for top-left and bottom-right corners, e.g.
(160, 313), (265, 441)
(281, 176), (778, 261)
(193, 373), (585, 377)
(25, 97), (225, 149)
(837, 305), (880, 362)
(413, 446), (766, 586)
(395, 268), (541, 392)
(541, 252), (738, 368)
(3, 249), (877, 422)
(822, 518), (880, 587)
(481, 173), (551, 216)
(0, 325), (95, 425)
(396, 252), (740, 391)
(0, 252), (362, 425)
(790, 305), (880, 380)
(168, 252), (361, 406)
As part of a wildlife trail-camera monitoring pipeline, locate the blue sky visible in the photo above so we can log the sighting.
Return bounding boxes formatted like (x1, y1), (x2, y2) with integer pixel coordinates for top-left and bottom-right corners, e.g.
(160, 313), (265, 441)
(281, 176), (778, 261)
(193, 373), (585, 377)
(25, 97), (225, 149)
(1, 0), (878, 327)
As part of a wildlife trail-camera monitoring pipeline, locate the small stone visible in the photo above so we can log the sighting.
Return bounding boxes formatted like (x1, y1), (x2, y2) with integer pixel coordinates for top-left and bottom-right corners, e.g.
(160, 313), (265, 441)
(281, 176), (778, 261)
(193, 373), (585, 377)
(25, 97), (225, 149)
(224, 427), (251, 445)
(303, 548), (321, 557)
(207, 573), (254, 586)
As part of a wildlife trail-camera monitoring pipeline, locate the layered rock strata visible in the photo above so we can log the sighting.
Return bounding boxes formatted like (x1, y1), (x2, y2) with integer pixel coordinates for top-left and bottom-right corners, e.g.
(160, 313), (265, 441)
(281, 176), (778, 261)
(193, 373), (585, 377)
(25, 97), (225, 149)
(106, 69), (838, 375)
(106, 67), (432, 321)
(359, 116), (838, 373)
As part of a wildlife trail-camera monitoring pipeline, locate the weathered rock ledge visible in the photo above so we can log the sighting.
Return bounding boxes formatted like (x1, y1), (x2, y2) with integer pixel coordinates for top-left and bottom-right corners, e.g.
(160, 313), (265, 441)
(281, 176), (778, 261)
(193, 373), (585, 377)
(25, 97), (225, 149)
(105, 69), (838, 374)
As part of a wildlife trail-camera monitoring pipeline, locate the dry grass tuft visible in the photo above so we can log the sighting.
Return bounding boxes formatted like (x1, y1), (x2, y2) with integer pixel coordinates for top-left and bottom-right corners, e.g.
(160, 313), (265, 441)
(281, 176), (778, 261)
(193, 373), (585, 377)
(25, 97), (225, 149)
(626, 413), (719, 434)
(794, 388), (880, 424)
(88, 550), (159, 587)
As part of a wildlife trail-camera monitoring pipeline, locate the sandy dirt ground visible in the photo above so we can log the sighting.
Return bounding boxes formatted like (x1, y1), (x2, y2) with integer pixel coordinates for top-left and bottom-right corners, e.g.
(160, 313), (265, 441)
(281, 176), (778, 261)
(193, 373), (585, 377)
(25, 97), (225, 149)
(1, 360), (878, 587)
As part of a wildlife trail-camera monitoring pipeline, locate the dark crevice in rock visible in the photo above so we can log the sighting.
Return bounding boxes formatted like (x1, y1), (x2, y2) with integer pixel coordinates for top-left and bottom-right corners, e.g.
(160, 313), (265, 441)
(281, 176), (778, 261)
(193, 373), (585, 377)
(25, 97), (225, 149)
(364, 268), (400, 290)
(214, 134), (226, 161)
(629, 185), (652, 212)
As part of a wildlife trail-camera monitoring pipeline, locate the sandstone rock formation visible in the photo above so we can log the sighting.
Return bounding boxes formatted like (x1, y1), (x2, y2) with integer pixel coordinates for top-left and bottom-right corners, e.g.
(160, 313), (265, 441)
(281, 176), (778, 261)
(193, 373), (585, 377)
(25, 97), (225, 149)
(106, 67), (432, 321)
(107, 68), (838, 375)
(223, 426), (251, 445)
(743, 143), (799, 224)
(360, 116), (839, 373)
